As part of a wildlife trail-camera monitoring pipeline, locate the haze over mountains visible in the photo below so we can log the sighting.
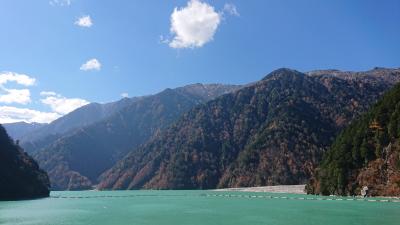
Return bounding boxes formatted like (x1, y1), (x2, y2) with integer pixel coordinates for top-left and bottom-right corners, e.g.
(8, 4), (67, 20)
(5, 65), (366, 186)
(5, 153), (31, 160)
(3, 122), (46, 141)
(6, 97), (140, 153)
(3, 67), (400, 195)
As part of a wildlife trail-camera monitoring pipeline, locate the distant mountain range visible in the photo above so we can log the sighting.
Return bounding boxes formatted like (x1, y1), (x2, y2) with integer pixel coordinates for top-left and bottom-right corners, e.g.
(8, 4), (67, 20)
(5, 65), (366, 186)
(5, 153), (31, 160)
(8, 97), (140, 153)
(98, 68), (400, 190)
(308, 81), (400, 196)
(0, 124), (49, 200)
(22, 84), (240, 190)
(3, 67), (400, 195)
(3, 122), (46, 141)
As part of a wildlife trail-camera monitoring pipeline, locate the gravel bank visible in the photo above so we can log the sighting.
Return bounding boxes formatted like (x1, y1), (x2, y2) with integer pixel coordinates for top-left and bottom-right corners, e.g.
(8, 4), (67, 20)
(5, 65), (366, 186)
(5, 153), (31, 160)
(214, 185), (306, 194)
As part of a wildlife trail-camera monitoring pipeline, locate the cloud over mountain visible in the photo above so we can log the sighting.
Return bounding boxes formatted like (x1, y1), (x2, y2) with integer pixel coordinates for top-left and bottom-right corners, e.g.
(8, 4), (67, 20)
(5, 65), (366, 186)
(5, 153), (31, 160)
(0, 72), (36, 105)
(40, 91), (89, 115)
(0, 71), (89, 123)
(0, 106), (60, 124)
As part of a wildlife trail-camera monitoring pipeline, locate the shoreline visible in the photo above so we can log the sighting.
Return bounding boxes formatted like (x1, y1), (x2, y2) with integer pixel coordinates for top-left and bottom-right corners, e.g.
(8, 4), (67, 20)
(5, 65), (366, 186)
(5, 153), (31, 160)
(214, 185), (306, 194)
(213, 185), (400, 199)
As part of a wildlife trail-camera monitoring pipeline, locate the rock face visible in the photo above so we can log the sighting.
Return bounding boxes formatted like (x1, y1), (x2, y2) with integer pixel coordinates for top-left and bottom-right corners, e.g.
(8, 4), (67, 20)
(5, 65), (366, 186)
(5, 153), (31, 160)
(0, 125), (50, 200)
(307, 82), (400, 196)
(98, 68), (400, 190)
(33, 84), (241, 190)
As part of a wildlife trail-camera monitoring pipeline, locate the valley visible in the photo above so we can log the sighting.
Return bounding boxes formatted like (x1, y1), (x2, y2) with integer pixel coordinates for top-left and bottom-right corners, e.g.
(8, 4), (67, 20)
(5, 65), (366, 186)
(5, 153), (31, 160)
(4, 67), (400, 196)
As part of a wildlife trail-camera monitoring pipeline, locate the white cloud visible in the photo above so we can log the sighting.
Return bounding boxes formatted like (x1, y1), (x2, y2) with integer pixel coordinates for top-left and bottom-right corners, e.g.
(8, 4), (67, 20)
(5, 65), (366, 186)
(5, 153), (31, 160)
(80, 58), (101, 71)
(0, 72), (35, 105)
(0, 71), (89, 124)
(49, 0), (72, 6)
(40, 92), (89, 115)
(0, 88), (31, 105)
(159, 35), (170, 44)
(75, 15), (93, 28)
(0, 106), (61, 124)
(223, 3), (239, 16)
(121, 93), (129, 98)
(40, 91), (57, 96)
(0, 71), (36, 86)
(168, 0), (221, 49)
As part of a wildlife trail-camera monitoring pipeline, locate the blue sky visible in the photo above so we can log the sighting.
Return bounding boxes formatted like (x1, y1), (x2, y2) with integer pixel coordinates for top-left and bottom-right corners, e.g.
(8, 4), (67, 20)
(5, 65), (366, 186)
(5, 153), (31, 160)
(0, 0), (399, 123)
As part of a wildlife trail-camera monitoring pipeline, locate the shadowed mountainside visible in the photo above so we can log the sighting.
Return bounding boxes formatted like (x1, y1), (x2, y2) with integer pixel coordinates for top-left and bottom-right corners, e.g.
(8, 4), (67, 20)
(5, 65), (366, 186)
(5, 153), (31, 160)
(0, 124), (50, 200)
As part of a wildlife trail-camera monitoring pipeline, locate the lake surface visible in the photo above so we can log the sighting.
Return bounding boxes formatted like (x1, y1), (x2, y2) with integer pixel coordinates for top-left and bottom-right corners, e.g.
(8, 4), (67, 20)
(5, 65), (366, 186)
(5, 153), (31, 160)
(0, 190), (399, 225)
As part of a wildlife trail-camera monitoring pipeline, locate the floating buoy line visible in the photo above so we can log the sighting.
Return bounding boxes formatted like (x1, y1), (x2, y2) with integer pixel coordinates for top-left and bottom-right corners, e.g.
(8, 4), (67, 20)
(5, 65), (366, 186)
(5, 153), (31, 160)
(203, 193), (400, 203)
(50, 194), (189, 199)
(50, 193), (400, 203)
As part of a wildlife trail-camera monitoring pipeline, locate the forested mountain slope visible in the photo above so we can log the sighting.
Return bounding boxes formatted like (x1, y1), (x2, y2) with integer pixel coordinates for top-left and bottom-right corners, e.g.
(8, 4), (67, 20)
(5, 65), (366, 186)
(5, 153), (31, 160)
(33, 84), (240, 190)
(19, 97), (138, 153)
(307, 82), (400, 196)
(98, 68), (400, 190)
(0, 125), (50, 200)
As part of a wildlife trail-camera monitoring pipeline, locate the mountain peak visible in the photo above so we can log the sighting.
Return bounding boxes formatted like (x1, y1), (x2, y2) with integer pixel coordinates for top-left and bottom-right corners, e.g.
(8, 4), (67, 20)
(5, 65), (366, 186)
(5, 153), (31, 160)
(174, 83), (242, 101)
(262, 68), (304, 81)
(98, 68), (400, 191)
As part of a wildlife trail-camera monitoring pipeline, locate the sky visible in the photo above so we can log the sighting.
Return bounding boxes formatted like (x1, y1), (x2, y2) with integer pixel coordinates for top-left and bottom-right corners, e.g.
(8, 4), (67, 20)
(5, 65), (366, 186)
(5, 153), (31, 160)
(0, 0), (399, 123)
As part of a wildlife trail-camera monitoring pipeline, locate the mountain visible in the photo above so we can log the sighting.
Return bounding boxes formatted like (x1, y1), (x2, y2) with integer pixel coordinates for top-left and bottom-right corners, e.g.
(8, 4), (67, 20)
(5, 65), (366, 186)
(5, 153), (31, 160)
(33, 84), (241, 190)
(98, 67), (400, 190)
(0, 124), (50, 200)
(3, 122), (46, 141)
(307, 82), (400, 196)
(19, 97), (138, 153)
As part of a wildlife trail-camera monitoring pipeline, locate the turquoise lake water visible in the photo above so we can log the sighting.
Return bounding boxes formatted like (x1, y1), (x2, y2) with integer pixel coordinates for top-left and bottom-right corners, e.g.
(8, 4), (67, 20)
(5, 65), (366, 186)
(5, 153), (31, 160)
(0, 190), (399, 225)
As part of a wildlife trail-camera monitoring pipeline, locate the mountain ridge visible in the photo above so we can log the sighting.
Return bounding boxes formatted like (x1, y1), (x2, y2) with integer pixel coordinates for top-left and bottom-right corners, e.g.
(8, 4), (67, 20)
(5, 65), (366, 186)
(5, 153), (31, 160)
(3, 122), (46, 141)
(98, 67), (400, 190)
(33, 83), (241, 190)
(19, 97), (140, 153)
